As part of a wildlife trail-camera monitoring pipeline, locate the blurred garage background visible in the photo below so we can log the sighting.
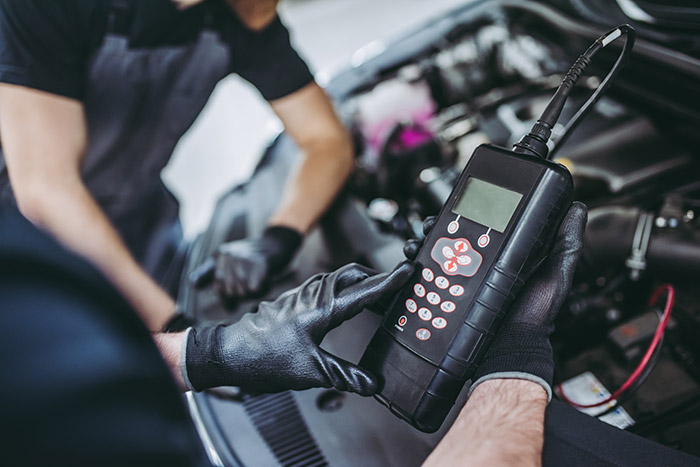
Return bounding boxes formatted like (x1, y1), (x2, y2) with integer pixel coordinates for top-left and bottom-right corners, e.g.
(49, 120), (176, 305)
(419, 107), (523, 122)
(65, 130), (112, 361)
(163, 0), (468, 238)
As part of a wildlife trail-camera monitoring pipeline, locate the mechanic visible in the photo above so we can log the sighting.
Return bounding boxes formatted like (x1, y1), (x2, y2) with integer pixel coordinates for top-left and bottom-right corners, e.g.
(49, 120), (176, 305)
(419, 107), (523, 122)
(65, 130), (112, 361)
(0, 0), (355, 333)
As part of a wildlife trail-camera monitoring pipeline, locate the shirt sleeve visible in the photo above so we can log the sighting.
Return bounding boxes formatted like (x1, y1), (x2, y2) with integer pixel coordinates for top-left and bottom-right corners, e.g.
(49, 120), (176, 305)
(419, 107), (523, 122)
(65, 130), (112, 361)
(0, 0), (91, 100)
(228, 15), (314, 102)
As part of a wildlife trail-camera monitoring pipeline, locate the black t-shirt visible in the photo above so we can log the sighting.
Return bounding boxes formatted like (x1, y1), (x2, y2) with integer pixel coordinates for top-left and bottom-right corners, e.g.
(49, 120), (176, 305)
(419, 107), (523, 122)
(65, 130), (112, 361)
(0, 0), (313, 101)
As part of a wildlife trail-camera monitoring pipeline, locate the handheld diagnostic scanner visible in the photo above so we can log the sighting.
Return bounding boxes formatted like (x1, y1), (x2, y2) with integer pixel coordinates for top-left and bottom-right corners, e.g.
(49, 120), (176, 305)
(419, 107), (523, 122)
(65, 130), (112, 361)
(360, 25), (636, 433)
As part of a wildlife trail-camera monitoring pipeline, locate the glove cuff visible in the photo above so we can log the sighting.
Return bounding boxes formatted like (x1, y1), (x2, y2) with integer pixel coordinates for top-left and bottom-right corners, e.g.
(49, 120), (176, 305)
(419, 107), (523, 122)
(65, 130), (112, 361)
(471, 324), (554, 392)
(180, 327), (197, 392)
(263, 226), (303, 271)
(184, 325), (228, 391)
(468, 372), (552, 402)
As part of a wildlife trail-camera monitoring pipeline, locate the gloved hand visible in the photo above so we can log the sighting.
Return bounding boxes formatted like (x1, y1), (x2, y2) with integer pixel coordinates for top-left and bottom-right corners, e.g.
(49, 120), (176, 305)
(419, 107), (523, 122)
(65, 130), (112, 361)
(469, 202), (587, 399)
(213, 226), (302, 299)
(183, 261), (414, 395)
(403, 203), (587, 400)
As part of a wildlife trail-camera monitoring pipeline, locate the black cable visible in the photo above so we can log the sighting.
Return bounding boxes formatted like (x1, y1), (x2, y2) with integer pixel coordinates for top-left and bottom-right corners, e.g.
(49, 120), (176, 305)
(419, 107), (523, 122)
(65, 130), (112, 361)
(512, 24), (636, 159)
(550, 25), (636, 158)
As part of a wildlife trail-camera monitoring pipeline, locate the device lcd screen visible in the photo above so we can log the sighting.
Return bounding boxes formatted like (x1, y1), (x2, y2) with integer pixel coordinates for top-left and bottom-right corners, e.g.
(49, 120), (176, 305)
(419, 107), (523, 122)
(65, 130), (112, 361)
(451, 178), (523, 233)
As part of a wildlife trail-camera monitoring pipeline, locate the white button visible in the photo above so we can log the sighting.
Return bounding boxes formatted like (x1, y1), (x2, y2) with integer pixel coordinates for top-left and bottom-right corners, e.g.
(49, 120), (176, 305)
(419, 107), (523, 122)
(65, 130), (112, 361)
(416, 328), (431, 341)
(441, 301), (456, 313)
(426, 292), (441, 305)
(447, 221), (459, 234)
(456, 255), (472, 266)
(442, 246), (455, 259)
(449, 285), (465, 297)
(418, 307), (432, 321)
(454, 240), (468, 253)
(435, 276), (449, 289)
(478, 234), (490, 248)
(432, 317), (447, 329)
(405, 299), (417, 313)
(443, 260), (458, 273)
(422, 268), (434, 282)
(413, 283), (426, 297)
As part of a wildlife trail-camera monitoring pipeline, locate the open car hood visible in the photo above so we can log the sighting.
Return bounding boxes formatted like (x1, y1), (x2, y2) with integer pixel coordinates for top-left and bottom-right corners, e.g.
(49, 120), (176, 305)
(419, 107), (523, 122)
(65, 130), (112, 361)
(544, 0), (700, 58)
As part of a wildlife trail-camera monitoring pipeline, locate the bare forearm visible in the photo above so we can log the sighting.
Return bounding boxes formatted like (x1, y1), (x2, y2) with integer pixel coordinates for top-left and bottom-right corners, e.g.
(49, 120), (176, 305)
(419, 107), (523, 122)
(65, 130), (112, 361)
(0, 85), (174, 331)
(21, 182), (175, 331)
(268, 136), (353, 234)
(423, 379), (547, 467)
(154, 331), (188, 391)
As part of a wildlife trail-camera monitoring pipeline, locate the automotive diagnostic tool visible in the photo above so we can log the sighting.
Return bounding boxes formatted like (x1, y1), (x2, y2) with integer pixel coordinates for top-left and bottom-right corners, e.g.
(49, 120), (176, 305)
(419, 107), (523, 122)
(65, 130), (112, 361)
(360, 25), (635, 432)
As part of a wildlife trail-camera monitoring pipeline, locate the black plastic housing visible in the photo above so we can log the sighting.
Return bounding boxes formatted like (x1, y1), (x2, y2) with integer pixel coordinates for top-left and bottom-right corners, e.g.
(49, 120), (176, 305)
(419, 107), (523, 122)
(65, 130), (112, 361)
(360, 144), (573, 432)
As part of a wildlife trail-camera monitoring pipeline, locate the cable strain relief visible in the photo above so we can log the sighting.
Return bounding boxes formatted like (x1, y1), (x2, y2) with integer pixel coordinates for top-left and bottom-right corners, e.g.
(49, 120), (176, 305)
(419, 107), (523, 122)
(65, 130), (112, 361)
(513, 121), (551, 158)
(531, 121), (552, 141)
(564, 54), (591, 88)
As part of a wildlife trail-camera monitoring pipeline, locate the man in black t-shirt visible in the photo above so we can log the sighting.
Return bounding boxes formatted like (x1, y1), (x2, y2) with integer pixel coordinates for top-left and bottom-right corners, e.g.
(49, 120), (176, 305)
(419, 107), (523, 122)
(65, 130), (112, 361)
(0, 0), (355, 333)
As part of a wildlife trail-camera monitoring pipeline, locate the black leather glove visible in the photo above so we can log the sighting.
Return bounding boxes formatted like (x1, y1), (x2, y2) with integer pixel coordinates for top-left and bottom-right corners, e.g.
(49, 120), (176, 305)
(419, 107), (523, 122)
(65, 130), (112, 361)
(469, 202), (587, 399)
(213, 226), (302, 299)
(183, 261), (415, 395)
(404, 203), (587, 400)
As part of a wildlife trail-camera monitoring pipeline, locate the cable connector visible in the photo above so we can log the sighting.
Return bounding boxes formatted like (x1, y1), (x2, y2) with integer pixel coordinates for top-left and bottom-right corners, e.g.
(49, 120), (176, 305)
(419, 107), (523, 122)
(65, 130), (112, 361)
(513, 121), (552, 158)
(512, 25), (635, 159)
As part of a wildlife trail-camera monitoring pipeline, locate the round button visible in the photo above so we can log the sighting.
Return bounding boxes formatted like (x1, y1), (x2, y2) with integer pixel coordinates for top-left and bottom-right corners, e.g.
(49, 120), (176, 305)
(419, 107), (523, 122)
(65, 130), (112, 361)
(456, 255), (472, 266)
(398, 315), (407, 327)
(432, 317), (447, 329)
(478, 234), (490, 248)
(426, 292), (441, 305)
(442, 246), (455, 259)
(443, 260), (458, 273)
(413, 283), (426, 297)
(405, 299), (417, 313)
(441, 301), (456, 313)
(422, 268), (434, 282)
(449, 284), (465, 297)
(416, 328), (431, 341)
(435, 276), (450, 289)
(418, 308), (432, 321)
(447, 221), (459, 234)
(454, 240), (468, 253)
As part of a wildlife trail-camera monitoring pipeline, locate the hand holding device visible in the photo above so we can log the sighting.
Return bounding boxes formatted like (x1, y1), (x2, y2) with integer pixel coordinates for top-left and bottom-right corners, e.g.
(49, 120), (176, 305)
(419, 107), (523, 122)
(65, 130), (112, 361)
(360, 25), (634, 432)
(469, 202), (586, 399)
(183, 261), (414, 395)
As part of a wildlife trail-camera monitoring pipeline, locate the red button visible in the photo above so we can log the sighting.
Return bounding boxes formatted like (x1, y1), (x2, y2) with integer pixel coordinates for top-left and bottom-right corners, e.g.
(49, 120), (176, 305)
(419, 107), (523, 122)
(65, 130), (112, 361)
(454, 240), (468, 253)
(443, 261), (458, 273)
(398, 316), (407, 327)
(478, 234), (490, 248)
